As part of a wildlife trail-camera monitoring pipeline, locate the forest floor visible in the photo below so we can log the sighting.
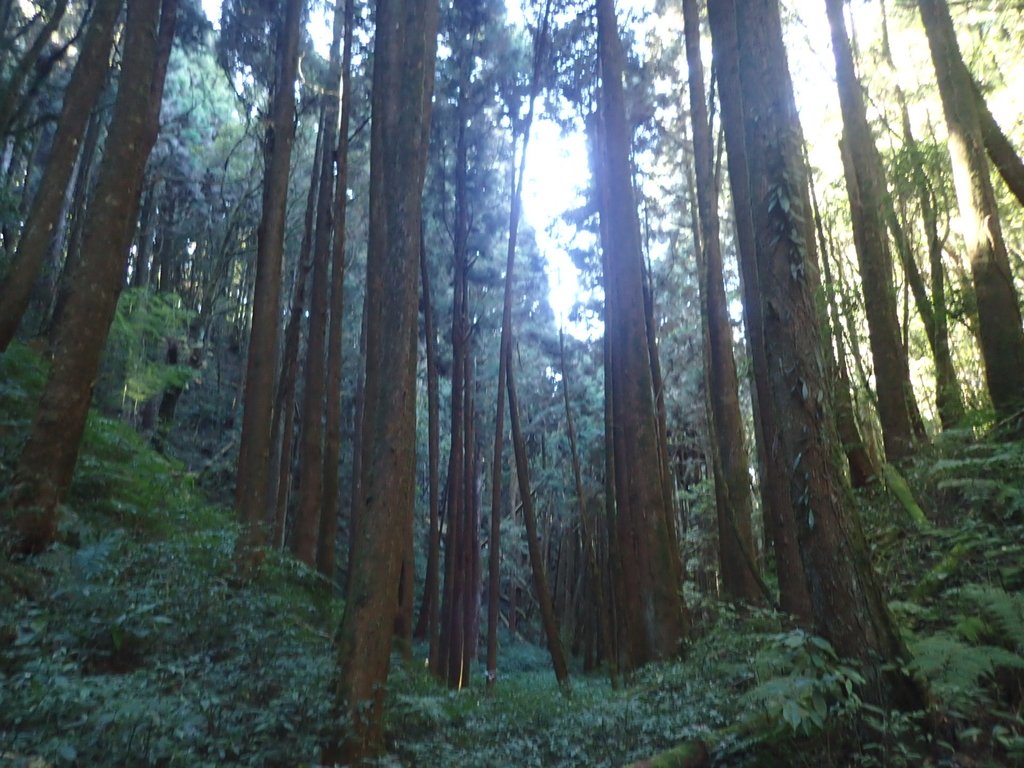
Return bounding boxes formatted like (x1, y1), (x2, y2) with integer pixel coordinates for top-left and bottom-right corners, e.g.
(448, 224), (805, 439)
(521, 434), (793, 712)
(3, 342), (1024, 767)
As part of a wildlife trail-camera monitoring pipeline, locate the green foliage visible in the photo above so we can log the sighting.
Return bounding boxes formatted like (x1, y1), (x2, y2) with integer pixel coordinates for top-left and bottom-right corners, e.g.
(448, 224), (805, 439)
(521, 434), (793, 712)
(0, 530), (336, 766)
(101, 287), (196, 410)
(742, 631), (864, 737)
(0, 344), (340, 767)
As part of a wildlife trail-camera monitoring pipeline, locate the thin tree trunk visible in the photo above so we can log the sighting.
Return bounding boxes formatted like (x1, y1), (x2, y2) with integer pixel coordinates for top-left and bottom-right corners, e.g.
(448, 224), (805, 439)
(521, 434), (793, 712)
(5, 0), (177, 553)
(440, 111), (469, 688)
(682, 0), (763, 604)
(317, 0), (355, 584)
(414, 223), (441, 673)
(269, 129), (323, 546)
(486, 0), (549, 691)
(0, 0), (120, 351)
(459, 351), (478, 685)
(506, 352), (571, 689)
(0, 0), (69, 139)
(807, 155), (879, 487)
(290, 103), (331, 565)
(46, 107), (104, 335)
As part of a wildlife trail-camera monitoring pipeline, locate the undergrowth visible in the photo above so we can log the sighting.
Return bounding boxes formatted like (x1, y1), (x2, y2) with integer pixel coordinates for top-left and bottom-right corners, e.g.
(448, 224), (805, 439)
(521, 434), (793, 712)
(1, 346), (338, 766)
(3, 342), (1024, 766)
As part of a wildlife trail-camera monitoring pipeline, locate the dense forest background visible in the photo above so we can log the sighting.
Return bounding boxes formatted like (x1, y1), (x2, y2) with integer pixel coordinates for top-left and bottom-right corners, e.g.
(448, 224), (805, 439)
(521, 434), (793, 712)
(2, 0), (1024, 764)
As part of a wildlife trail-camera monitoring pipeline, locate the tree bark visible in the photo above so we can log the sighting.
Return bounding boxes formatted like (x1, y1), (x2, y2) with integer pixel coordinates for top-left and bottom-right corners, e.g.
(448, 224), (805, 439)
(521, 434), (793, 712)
(0, 0), (121, 352)
(324, 0), (439, 759)
(4, 0), (178, 554)
(917, 0), (1024, 421)
(292, 101), (334, 566)
(235, 0), (305, 547)
(714, 0), (923, 708)
(707, 0), (811, 622)
(596, 0), (687, 670)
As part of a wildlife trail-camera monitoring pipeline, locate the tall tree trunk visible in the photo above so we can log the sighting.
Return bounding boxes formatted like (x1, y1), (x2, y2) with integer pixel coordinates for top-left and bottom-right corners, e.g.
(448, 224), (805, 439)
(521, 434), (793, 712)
(268, 129), (323, 546)
(346, 295), (367, 581)
(4, 0), (178, 554)
(235, 0), (305, 547)
(413, 224), (441, 672)
(807, 159), (879, 487)
(324, 0), (438, 759)
(825, 0), (920, 460)
(440, 108), (470, 688)
(715, 0), (922, 708)
(706, 0), (811, 622)
(682, 0), (763, 604)
(486, 0), (549, 691)
(507, 353), (571, 689)
(917, 0), (1024, 421)
(0, 0), (120, 351)
(596, 0), (687, 671)
(291, 102), (334, 566)
(317, 0), (356, 584)
(460, 351), (478, 685)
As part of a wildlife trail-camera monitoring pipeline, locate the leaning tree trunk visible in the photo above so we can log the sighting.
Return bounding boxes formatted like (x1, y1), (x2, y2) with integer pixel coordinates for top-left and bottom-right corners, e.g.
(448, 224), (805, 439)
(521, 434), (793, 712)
(716, 0), (923, 709)
(917, 0), (1024, 420)
(971, 77), (1024, 210)
(0, 0), (121, 352)
(506, 353), (571, 689)
(807, 160), (879, 488)
(323, 0), (439, 760)
(825, 0), (920, 460)
(234, 0), (305, 546)
(4, 0), (178, 554)
(486, 0), (549, 691)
